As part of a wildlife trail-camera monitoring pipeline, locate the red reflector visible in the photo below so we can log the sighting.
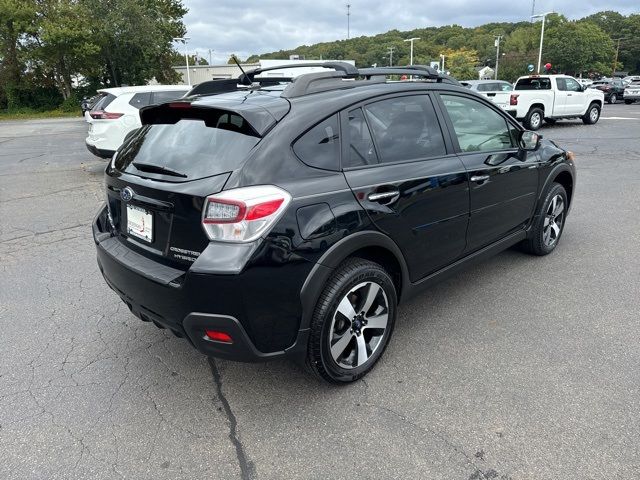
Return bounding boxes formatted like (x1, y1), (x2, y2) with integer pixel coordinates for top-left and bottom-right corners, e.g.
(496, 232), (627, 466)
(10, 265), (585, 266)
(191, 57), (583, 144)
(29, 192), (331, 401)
(246, 198), (284, 220)
(169, 102), (191, 108)
(205, 330), (233, 343)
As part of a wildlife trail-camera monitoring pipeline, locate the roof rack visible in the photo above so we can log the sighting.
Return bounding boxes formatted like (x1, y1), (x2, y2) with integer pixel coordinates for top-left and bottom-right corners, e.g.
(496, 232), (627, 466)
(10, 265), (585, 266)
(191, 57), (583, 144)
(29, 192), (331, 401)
(185, 62), (460, 100)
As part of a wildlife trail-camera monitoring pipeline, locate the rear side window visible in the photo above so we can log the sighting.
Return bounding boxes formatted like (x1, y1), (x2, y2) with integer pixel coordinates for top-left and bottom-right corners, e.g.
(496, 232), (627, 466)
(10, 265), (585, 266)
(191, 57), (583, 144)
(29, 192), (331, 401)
(152, 90), (188, 104)
(515, 78), (551, 90)
(364, 95), (446, 163)
(91, 93), (116, 111)
(129, 92), (152, 109)
(114, 113), (260, 181)
(345, 108), (378, 167)
(477, 83), (498, 92)
(293, 115), (340, 171)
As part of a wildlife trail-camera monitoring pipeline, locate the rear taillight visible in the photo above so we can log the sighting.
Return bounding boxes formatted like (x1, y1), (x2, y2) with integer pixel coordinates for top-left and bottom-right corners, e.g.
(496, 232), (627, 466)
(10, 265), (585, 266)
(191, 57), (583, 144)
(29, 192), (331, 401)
(89, 110), (124, 120)
(510, 94), (519, 106)
(202, 185), (291, 243)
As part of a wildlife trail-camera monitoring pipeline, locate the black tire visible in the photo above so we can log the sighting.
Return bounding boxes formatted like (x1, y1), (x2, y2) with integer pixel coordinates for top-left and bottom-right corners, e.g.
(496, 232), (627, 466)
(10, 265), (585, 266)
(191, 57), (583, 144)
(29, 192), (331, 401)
(306, 258), (397, 384)
(608, 93), (617, 104)
(582, 103), (600, 125)
(524, 107), (544, 131)
(625, 100), (634, 105)
(544, 118), (557, 125)
(521, 183), (568, 256)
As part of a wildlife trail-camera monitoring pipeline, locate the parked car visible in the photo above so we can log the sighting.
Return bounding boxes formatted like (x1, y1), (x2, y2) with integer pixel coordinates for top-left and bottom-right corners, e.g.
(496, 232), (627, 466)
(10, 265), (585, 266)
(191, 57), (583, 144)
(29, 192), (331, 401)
(589, 78), (625, 104)
(511, 74), (604, 130)
(577, 78), (593, 88)
(460, 80), (515, 115)
(622, 75), (640, 85)
(623, 80), (640, 104)
(85, 85), (189, 158)
(93, 63), (576, 383)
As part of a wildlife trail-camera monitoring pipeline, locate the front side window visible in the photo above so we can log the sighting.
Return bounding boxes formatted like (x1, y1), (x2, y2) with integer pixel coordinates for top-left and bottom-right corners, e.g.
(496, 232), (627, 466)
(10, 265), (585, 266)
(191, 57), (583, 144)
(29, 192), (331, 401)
(556, 78), (567, 91)
(363, 95), (446, 163)
(565, 78), (582, 92)
(441, 95), (515, 153)
(293, 115), (340, 170)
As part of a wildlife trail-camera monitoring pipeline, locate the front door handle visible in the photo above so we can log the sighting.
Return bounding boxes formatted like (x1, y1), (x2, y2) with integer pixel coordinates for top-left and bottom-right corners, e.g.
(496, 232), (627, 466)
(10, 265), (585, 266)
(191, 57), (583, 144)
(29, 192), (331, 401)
(470, 175), (490, 183)
(367, 190), (400, 204)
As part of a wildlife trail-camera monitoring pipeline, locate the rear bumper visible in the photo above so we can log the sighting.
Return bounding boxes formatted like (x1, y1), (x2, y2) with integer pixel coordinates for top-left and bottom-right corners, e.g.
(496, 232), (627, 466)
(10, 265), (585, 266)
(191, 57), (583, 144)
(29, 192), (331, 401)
(86, 141), (115, 159)
(93, 205), (310, 363)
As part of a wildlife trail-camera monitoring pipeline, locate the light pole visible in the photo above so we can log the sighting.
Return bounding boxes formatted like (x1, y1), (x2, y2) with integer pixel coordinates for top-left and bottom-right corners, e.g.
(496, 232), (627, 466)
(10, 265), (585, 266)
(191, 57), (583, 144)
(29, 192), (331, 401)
(346, 4), (351, 40)
(173, 37), (191, 85)
(440, 54), (445, 73)
(404, 37), (420, 65)
(494, 35), (502, 79)
(531, 12), (553, 74)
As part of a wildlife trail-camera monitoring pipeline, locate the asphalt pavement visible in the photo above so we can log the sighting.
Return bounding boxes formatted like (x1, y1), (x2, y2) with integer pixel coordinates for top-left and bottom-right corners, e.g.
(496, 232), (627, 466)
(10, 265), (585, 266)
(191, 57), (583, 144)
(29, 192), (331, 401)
(1, 104), (639, 479)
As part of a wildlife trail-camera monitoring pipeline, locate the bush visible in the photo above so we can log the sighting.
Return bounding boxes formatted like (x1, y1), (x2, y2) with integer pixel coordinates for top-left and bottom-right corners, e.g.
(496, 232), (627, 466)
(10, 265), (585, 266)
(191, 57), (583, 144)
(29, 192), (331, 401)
(60, 95), (80, 113)
(5, 85), (64, 112)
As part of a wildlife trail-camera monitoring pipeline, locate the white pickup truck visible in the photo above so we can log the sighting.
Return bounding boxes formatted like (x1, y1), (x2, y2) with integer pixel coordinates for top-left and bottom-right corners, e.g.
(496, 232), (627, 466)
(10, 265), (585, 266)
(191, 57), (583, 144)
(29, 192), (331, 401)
(510, 75), (604, 130)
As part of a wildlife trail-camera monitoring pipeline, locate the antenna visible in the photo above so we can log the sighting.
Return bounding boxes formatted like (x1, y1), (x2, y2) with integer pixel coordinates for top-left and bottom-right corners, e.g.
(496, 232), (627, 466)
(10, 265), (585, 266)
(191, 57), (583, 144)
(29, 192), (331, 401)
(231, 55), (250, 85)
(346, 4), (351, 40)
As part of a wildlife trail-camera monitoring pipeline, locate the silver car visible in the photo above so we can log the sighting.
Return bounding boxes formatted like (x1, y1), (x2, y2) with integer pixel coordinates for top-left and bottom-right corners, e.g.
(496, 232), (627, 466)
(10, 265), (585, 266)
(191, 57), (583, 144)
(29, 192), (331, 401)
(623, 80), (640, 104)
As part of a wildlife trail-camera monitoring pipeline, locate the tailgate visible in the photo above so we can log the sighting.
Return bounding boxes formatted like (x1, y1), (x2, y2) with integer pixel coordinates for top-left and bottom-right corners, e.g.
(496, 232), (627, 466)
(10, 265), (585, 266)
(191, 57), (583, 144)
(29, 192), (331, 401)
(482, 92), (511, 110)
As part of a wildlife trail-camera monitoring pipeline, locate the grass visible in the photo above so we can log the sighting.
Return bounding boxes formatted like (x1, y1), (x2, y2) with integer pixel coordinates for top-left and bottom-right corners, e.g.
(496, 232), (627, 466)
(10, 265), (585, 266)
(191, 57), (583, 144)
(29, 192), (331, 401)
(0, 108), (82, 121)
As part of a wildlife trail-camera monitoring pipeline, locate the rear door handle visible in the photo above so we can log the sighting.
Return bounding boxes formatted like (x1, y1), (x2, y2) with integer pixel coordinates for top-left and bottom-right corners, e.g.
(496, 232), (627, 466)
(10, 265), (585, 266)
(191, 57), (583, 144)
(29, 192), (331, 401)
(367, 190), (400, 204)
(470, 175), (490, 183)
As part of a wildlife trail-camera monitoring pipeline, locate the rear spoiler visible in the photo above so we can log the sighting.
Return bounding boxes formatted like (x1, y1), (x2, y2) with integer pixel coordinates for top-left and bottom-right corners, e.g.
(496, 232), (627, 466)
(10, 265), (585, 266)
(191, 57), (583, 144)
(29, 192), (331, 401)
(139, 101), (277, 137)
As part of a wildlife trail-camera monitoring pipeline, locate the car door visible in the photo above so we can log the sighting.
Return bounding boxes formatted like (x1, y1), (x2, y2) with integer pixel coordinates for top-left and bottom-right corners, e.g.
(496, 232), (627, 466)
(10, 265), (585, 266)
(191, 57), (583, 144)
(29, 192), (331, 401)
(342, 94), (470, 281)
(563, 77), (587, 115)
(437, 93), (540, 253)
(554, 77), (570, 115)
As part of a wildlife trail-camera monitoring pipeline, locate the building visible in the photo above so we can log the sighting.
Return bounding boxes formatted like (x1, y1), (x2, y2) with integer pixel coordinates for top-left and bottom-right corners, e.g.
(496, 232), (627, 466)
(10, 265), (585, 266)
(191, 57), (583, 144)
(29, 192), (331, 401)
(171, 59), (356, 86)
(476, 66), (495, 80)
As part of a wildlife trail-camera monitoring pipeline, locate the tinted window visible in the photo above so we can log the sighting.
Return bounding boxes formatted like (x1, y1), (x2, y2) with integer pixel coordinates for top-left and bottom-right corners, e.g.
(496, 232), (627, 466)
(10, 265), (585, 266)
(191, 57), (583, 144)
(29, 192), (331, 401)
(114, 115), (260, 181)
(515, 78), (552, 90)
(477, 83), (500, 92)
(293, 115), (340, 171)
(363, 95), (446, 163)
(129, 92), (152, 109)
(441, 95), (515, 153)
(91, 93), (116, 111)
(345, 108), (378, 167)
(152, 90), (188, 104)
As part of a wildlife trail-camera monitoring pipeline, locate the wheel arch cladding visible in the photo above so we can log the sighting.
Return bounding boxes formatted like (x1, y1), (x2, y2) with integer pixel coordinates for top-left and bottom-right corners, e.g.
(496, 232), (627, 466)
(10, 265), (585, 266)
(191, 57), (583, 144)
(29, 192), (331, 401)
(553, 170), (573, 206)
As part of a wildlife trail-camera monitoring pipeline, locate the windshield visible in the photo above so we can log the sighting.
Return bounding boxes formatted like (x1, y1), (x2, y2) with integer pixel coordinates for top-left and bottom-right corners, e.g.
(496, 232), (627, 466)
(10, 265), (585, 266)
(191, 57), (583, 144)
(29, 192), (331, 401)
(114, 115), (260, 181)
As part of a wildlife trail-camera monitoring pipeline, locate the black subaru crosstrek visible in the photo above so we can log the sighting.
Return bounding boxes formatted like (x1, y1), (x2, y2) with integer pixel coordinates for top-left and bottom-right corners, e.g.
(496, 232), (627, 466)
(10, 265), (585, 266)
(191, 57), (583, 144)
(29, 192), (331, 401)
(93, 63), (576, 383)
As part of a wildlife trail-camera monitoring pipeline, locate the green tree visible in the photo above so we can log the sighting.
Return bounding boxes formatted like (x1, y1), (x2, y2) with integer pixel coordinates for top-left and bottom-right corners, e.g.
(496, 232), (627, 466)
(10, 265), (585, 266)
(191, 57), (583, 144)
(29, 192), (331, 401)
(441, 48), (479, 79)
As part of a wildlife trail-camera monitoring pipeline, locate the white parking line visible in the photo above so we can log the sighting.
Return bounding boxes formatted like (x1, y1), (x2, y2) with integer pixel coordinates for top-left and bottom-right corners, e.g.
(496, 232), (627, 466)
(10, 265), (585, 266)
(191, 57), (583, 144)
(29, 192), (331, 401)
(600, 116), (639, 120)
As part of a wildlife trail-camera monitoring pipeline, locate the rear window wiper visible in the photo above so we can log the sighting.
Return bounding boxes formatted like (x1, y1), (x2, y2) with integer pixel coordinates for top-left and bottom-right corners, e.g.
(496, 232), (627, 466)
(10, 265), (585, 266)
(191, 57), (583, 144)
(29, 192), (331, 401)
(132, 162), (187, 178)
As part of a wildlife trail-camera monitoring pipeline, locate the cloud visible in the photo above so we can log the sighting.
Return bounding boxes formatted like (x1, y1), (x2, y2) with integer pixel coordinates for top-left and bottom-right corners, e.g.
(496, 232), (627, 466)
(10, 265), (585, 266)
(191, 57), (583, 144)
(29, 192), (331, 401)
(181, 0), (638, 63)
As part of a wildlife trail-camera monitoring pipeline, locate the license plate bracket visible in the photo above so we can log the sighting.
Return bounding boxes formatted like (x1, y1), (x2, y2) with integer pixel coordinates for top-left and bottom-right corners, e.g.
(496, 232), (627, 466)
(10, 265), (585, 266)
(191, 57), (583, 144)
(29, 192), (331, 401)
(126, 204), (153, 243)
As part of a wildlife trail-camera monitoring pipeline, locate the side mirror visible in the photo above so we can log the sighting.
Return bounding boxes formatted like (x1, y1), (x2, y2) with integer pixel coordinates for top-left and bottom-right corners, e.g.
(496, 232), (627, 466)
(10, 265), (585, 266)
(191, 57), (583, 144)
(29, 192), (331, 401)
(519, 130), (541, 151)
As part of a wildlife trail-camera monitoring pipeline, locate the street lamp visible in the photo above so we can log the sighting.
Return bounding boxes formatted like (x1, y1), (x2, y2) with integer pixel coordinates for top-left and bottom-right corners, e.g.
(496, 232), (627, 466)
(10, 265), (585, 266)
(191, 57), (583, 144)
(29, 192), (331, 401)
(531, 12), (553, 74)
(404, 37), (420, 65)
(173, 37), (191, 85)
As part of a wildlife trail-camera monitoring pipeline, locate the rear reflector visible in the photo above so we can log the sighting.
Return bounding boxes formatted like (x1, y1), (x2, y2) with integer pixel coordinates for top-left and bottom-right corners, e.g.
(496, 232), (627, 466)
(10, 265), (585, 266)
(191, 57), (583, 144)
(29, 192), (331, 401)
(205, 330), (233, 343)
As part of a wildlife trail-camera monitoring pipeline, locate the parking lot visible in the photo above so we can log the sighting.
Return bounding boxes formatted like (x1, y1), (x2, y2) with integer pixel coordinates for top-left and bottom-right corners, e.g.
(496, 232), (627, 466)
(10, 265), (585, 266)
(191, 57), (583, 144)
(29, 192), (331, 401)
(1, 104), (639, 479)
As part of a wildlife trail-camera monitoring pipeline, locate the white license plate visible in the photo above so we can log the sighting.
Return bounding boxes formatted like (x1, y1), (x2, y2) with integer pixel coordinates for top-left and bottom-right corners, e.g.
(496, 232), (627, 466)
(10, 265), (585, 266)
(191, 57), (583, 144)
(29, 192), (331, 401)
(127, 204), (153, 242)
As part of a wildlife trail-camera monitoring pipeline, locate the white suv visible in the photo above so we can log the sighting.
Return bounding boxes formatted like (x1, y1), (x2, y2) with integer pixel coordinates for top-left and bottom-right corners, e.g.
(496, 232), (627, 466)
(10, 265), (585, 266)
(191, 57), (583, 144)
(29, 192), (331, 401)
(85, 85), (189, 158)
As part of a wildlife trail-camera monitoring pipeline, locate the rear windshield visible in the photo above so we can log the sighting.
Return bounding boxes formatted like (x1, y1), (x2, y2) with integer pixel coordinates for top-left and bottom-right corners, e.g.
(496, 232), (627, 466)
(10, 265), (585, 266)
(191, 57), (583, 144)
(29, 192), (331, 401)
(91, 93), (116, 111)
(114, 114), (260, 181)
(515, 78), (551, 90)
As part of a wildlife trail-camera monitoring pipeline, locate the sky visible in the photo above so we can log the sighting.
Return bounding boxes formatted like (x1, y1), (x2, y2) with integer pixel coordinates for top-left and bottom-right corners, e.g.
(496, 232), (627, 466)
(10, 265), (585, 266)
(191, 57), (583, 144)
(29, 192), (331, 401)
(180, 0), (639, 64)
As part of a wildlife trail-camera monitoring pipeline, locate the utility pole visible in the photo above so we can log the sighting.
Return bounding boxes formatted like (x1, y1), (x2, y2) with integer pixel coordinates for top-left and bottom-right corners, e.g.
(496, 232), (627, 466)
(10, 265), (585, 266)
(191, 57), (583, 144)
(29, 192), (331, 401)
(531, 0), (536, 20)
(173, 37), (191, 85)
(440, 54), (445, 72)
(404, 37), (420, 65)
(387, 46), (395, 67)
(531, 12), (553, 74)
(208, 49), (213, 65)
(612, 38), (627, 76)
(346, 4), (351, 40)
(494, 35), (503, 80)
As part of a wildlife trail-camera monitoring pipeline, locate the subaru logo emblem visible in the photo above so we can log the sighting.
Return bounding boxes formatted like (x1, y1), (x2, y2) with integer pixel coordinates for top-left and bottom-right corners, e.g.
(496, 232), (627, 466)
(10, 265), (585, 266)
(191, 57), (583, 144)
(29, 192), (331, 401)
(120, 187), (134, 202)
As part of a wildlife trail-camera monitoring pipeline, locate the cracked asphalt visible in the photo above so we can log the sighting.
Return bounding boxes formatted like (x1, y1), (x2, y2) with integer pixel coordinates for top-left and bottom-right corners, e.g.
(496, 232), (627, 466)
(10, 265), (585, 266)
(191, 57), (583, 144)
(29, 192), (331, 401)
(1, 104), (639, 479)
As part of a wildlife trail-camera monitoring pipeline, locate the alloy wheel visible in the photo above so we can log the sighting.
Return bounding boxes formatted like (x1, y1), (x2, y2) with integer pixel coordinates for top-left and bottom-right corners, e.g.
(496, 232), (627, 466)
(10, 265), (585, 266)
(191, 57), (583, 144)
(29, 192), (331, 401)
(590, 107), (599, 122)
(543, 194), (565, 247)
(530, 112), (541, 129)
(328, 281), (389, 369)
